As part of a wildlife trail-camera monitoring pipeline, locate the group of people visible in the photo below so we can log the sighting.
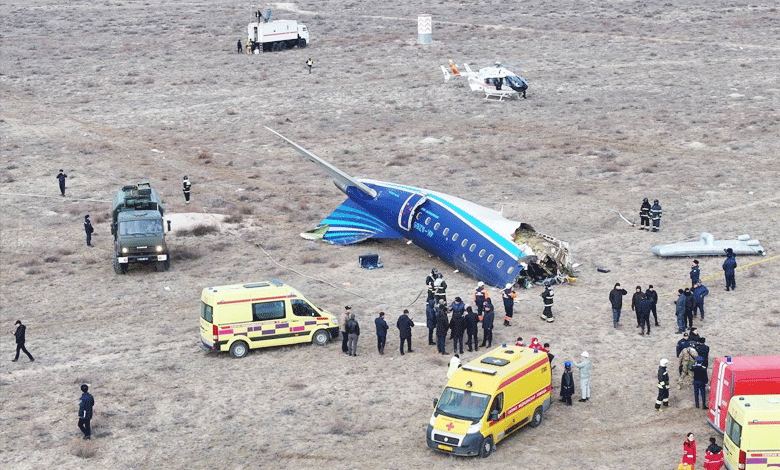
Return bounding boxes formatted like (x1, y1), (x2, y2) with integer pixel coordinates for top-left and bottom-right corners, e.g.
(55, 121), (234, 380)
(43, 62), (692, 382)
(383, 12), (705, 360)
(680, 433), (725, 470)
(639, 197), (663, 232)
(609, 282), (659, 332)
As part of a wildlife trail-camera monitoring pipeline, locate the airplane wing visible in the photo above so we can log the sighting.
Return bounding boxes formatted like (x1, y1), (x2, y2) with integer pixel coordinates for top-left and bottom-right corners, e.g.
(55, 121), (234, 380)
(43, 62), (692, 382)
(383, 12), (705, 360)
(265, 127), (377, 198)
(305, 198), (404, 245)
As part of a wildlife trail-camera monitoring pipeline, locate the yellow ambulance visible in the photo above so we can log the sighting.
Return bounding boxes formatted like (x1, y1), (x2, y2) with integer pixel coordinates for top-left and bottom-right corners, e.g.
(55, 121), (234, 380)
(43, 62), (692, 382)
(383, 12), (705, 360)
(199, 279), (339, 358)
(723, 394), (780, 470)
(427, 344), (552, 457)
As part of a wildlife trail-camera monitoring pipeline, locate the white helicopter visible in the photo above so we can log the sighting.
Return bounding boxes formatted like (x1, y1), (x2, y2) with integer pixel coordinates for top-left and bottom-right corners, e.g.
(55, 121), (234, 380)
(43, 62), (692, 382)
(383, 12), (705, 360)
(441, 60), (528, 101)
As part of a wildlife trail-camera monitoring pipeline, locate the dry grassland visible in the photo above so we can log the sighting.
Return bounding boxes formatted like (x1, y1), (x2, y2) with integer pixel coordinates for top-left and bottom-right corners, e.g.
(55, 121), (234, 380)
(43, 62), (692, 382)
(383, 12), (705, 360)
(2, 1), (779, 469)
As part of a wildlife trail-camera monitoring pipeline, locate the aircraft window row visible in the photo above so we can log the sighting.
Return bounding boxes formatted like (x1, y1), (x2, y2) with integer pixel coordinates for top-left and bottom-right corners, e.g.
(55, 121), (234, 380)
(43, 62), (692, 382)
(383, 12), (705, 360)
(434, 222), (440, 230)
(443, 228), (449, 236)
(497, 260), (504, 268)
(461, 238), (468, 248)
(487, 254), (494, 262)
(452, 233), (459, 241)
(425, 217), (431, 225)
(469, 244), (476, 253)
(479, 249), (486, 258)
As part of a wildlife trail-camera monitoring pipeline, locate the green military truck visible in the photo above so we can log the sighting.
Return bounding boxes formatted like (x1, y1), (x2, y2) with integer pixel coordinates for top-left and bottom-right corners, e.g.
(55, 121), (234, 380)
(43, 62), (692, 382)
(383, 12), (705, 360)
(111, 181), (170, 274)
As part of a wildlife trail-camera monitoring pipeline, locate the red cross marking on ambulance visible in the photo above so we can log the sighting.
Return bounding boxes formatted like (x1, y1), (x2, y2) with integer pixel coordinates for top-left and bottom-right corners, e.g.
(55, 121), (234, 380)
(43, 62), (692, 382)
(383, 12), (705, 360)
(446, 421), (454, 431)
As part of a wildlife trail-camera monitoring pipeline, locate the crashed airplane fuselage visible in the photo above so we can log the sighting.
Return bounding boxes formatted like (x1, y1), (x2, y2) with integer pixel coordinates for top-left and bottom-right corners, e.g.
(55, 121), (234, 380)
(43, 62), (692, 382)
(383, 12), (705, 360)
(266, 127), (575, 288)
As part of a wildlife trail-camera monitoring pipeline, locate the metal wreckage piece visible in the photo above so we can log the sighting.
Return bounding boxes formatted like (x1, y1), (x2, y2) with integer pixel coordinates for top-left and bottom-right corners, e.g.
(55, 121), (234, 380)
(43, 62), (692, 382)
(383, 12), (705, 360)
(512, 223), (578, 287)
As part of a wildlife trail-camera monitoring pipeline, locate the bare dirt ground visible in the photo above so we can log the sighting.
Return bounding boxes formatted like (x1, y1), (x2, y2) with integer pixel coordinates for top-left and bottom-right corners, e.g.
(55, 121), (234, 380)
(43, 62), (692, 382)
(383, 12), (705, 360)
(2, 1), (779, 468)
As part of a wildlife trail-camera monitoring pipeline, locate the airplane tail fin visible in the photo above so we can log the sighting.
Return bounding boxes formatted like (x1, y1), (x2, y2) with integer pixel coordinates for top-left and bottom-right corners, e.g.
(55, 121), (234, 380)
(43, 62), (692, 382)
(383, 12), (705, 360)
(265, 127), (377, 198)
(305, 199), (404, 245)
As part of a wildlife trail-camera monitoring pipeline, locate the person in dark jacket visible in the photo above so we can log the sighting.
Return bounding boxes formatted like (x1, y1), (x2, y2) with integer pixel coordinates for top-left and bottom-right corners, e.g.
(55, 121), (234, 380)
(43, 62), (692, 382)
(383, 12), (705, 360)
(650, 199), (662, 232)
(182, 175), (192, 204)
(695, 337), (710, 369)
(84, 215), (94, 247)
(435, 302), (450, 355)
(450, 297), (465, 317)
(560, 361), (575, 405)
(656, 358), (670, 411)
(480, 301), (494, 348)
(426, 269), (438, 302)
(723, 249), (737, 291)
(692, 281), (709, 321)
(396, 309), (414, 355)
(637, 293), (653, 335)
(237, 39), (242, 53)
(639, 198), (651, 230)
(425, 298), (436, 345)
(12, 320), (34, 362)
(631, 286), (644, 327)
(56, 169), (68, 196)
(675, 289), (687, 334)
(464, 306), (480, 352)
(474, 281), (488, 317)
(375, 311), (389, 354)
(609, 283), (628, 328)
(78, 384), (94, 439)
(433, 274), (447, 304)
(704, 437), (725, 470)
(449, 309), (465, 354)
(645, 285), (659, 326)
(689, 327), (702, 344)
(676, 332), (690, 357)
(690, 260), (701, 288)
(501, 284), (517, 326)
(541, 286), (554, 323)
(345, 313), (360, 356)
(684, 288), (695, 330)
(692, 357), (708, 408)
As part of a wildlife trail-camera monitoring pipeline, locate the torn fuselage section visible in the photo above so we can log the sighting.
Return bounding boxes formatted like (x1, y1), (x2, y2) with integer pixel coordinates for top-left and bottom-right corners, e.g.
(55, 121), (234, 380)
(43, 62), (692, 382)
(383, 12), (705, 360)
(512, 223), (577, 287)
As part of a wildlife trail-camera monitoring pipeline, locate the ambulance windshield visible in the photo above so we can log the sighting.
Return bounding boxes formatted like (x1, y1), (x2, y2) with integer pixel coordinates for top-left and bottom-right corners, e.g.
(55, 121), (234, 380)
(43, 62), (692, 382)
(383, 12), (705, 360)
(437, 387), (490, 421)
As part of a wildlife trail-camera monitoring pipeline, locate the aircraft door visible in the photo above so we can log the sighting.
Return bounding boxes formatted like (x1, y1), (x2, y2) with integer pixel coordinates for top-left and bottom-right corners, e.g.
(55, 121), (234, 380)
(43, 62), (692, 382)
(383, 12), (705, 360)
(398, 192), (427, 232)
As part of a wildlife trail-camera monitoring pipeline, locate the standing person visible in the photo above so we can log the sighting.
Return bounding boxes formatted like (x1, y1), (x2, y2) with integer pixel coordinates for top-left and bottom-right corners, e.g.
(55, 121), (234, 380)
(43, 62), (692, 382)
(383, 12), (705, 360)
(650, 199), (662, 232)
(609, 283), (628, 328)
(501, 284), (517, 326)
(723, 248), (737, 291)
(396, 309), (414, 355)
(543, 342), (555, 367)
(675, 289), (687, 334)
(306, 57), (313, 74)
(84, 215), (94, 247)
(78, 384), (94, 440)
(435, 301), (449, 355)
(182, 175), (192, 204)
(684, 288), (695, 330)
(689, 327), (702, 344)
(480, 301), (494, 348)
(690, 260), (701, 288)
(540, 285), (554, 323)
(474, 281), (489, 317)
(639, 198), (651, 230)
(703, 437), (725, 470)
(433, 274), (447, 304)
(682, 432), (697, 467)
(340, 306), (351, 354)
(425, 298), (436, 346)
(464, 306), (480, 352)
(447, 354), (461, 378)
(637, 293), (652, 336)
(631, 286), (644, 328)
(676, 332), (690, 357)
(692, 356), (708, 408)
(560, 361), (575, 406)
(237, 38), (242, 53)
(450, 297), (465, 317)
(694, 337), (710, 369)
(426, 269), (438, 303)
(375, 311), (389, 355)
(56, 169), (68, 196)
(645, 285), (659, 326)
(692, 281), (709, 321)
(655, 358), (670, 411)
(11, 320), (34, 362)
(573, 351), (591, 402)
(449, 306), (465, 355)
(345, 313), (360, 356)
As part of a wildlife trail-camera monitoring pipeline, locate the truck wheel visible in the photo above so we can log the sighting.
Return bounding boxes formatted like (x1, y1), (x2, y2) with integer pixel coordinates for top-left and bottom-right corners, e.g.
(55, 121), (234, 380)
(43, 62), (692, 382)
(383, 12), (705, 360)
(155, 259), (169, 272)
(529, 406), (543, 427)
(271, 42), (280, 52)
(114, 258), (127, 274)
(479, 436), (494, 458)
(279, 41), (287, 51)
(312, 329), (329, 346)
(298, 38), (307, 48)
(229, 341), (249, 359)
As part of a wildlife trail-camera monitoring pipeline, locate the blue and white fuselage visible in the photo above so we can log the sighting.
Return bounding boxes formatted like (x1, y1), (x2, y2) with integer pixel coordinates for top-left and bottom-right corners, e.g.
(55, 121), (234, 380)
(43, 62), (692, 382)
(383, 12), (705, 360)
(266, 127), (572, 288)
